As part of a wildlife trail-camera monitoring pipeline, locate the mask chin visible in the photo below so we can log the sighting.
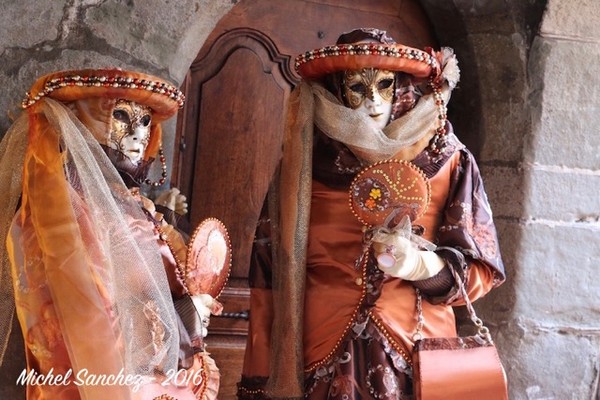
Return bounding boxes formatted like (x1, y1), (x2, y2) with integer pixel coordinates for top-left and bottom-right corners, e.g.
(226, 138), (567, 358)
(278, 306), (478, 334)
(101, 145), (153, 188)
(355, 100), (393, 130)
(118, 138), (146, 164)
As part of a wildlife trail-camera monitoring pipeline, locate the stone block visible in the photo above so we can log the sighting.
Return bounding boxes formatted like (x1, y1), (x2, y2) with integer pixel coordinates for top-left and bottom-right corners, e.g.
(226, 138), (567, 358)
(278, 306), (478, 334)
(535, 106), (600, 171)
(467, 34), (529, 163)
(529, 39), (600, 170)
(524, 167), (600, 222)
(479, 164), (526, 219)
(0, 1), (63, 52)
(84, 0), (233, 80)
(497, 324), (600, 399)
(541, 1), (600, 40)
(511, 223), (600, 325)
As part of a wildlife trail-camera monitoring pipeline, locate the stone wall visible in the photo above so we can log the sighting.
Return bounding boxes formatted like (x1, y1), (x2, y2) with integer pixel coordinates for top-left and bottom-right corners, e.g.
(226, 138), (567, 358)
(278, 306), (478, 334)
(0, 1), (599, 399)
(0, 0), (233, 184)
(420, 1), (600, 399)
(518, 1), (600, 398)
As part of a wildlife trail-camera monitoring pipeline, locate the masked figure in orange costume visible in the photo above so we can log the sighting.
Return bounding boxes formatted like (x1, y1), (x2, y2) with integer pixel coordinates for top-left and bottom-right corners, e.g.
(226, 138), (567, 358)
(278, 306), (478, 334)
(0, 69), (221, 400)
(238, 28), (506, 399)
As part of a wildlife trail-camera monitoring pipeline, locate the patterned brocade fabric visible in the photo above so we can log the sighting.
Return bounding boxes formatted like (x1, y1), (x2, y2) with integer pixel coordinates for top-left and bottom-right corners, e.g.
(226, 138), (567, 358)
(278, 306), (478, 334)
(303, 256), (414, 399)
(241, 128), (505, 398)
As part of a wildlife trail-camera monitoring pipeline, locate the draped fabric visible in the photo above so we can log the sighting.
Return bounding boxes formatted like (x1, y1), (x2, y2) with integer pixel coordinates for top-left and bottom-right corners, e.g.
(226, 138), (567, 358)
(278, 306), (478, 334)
(0, 113), (29, 372)
(0, 68), (216, 399)
(4, 98), (181, 399)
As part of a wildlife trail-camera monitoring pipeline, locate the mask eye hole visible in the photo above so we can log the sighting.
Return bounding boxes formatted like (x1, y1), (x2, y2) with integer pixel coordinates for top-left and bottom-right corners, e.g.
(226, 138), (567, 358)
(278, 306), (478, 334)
(349, 83), (366, 94)
(378, 78), (394, 90)
(140, 115), (151, 127)
(112, 109), (130, 124)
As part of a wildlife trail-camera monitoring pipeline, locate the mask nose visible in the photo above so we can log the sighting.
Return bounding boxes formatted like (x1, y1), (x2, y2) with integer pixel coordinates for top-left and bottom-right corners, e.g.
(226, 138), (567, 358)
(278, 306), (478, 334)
(129, 125), (146, 141)
(366, 86), (377, 102)
(364, 89), (384, 111)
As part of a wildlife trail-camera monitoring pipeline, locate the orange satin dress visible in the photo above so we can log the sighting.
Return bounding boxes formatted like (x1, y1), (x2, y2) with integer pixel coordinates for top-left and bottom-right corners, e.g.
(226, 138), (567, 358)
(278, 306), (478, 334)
(6, 124), (212, 399)
(303, 151), (496, 372)
(240, 151), (499, 390)
(8, 195), (214, 400)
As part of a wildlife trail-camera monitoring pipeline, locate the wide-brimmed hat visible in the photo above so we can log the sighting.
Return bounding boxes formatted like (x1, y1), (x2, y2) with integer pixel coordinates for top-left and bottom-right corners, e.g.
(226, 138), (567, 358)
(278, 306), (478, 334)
(21, 68), (185, 186)
(22, 68), (184, 122)
(295, 41), (440, 80)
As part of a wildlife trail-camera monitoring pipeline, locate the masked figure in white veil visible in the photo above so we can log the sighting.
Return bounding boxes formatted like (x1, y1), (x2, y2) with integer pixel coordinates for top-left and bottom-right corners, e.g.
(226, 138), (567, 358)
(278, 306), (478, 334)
(0, 68), (222, 400)
(238, 28), (506, 399)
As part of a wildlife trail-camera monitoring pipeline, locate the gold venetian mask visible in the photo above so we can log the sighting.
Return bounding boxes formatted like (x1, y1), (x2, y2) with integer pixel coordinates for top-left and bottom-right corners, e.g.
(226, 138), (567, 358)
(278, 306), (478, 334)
(342, 68), (395, 109)
(342, 68), (395, 130)
(109, 99), (152, 164)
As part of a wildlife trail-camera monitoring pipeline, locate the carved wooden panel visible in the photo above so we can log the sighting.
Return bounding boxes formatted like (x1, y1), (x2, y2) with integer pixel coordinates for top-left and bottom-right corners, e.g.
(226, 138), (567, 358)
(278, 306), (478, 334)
(173, 28), (295, 399)
(175, 29), (294, 288)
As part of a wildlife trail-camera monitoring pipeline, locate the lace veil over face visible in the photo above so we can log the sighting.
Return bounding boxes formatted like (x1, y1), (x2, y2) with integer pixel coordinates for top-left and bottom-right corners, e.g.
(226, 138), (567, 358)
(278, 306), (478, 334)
(0, 68), (185, 398)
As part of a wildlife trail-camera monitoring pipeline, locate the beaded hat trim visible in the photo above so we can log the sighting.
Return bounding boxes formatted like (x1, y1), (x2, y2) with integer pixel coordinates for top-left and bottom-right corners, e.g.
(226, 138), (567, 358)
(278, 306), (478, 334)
(22, 68), (184, 120)
(21, 68), (184, 187)
(295, 43), (439, 80)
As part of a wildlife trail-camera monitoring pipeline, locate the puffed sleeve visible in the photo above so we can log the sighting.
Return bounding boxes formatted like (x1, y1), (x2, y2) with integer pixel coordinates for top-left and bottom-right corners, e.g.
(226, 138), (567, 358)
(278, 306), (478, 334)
(420, 149), (505, 305)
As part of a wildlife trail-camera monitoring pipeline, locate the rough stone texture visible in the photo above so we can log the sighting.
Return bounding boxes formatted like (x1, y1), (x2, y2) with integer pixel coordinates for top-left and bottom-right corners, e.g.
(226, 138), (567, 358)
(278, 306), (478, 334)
(468, 32), (529, 164)
(421, 1), (600, 399)
(500, 325), (600, 400)
(508, 3), (600, 398)
(0, 1), (63, 52)
(0, 0), (233, 184)
(523, 166), (600, 221)
(540, 0), (600, 40)
(0, 1), (64, 133)
(515, 223), (600, 321)
(479, 165), (526, 219)
(530, 38), (600, 171)
(0, 0), (232, 135)
(84, 0), (232, 82)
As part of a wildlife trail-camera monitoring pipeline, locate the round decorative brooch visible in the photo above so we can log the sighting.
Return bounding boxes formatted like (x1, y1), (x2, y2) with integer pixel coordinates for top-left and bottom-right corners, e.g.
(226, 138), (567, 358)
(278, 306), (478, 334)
(349, 159), (431, 228)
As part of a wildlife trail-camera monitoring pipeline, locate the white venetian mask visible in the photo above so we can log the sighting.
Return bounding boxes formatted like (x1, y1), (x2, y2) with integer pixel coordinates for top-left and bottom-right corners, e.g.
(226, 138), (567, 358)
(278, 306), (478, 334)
(109, 99), (152, 164)
(342, 68), (395, 130)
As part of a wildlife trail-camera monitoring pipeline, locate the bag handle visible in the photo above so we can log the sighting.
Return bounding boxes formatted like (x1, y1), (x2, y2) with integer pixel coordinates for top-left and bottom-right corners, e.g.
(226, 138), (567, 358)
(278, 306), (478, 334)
(413, 265), (493, 344)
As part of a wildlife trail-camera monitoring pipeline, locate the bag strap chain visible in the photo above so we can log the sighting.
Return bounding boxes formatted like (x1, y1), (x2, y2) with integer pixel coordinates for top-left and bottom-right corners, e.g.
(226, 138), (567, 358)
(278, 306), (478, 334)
(413, 265), (493, 345)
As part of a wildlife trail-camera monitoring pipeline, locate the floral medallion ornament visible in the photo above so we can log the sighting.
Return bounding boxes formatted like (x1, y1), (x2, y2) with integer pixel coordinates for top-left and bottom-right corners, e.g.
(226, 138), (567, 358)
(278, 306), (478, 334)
(349, 160), (431, 227)
(185, 218), (232, 298)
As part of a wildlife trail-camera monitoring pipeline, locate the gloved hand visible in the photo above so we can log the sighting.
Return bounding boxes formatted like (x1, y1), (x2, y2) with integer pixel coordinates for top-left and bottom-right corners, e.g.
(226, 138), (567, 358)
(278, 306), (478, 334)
(372, 231), (445, 281)
(190, 294), (223, 338)
(154, 187), (188, 215)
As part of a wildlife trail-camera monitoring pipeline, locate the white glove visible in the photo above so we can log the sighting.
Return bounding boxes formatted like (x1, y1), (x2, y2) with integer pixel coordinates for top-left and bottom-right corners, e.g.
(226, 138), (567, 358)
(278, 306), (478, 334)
(154, 187), (188, 215)
(190, 294), (223, 338)
(372, 232), (445, 281)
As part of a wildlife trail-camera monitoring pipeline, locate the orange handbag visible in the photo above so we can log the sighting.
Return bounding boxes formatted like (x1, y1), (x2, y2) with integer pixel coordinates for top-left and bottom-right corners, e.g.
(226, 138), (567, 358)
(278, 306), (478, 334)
(412, 274), (508, 400)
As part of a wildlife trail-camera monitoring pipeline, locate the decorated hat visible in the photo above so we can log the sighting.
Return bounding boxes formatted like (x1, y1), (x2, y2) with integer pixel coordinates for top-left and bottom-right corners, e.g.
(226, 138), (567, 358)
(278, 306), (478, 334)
(22, 68), (185, 186)
(22, 68), (185, 122)
(295, 28), (440, 80)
